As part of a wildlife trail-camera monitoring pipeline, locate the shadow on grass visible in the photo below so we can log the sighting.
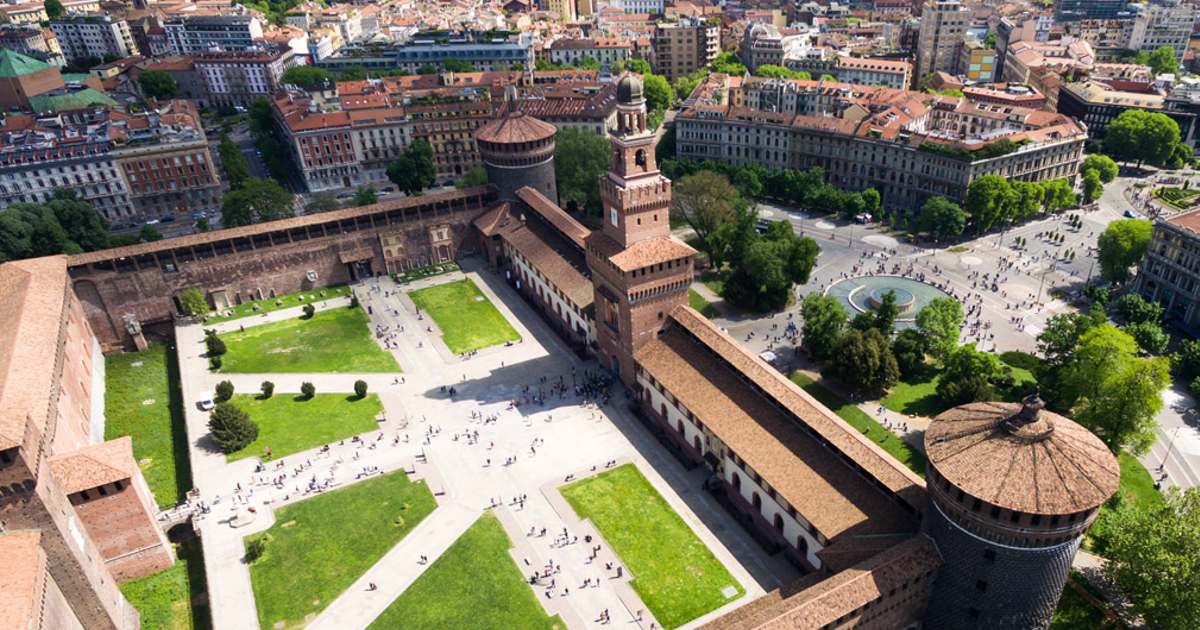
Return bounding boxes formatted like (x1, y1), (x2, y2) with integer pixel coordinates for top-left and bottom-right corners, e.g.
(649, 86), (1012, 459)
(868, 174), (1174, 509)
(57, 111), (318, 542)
(882, 363), (950, 418)
(165, 344), (195, 504)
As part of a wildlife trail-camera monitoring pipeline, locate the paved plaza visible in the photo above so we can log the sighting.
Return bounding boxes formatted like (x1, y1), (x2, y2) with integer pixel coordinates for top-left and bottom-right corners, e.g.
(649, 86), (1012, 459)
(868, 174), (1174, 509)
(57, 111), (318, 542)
(173, 262), (798, 630)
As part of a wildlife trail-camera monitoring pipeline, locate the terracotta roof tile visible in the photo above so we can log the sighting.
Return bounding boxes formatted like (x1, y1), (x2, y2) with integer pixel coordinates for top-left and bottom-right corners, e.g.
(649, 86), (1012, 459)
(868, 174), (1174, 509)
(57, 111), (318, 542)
(48, 437), (137, 495)
(474, 110), (557, 144)
(515, 186), (590, 249)
(0, 256), (68, 451)
(0, 530), (43, 630)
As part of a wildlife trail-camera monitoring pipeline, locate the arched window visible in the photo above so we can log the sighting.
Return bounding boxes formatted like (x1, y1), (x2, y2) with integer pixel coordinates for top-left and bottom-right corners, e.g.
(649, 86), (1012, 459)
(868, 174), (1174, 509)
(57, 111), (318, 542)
(677, 419), (684, 435)
(635, 149), (646, 170)
(773, 513), (784, 532)
(660, 403), (667, 419)
(693, 435), (702, 453)
(732, 472), (741, 492)
(797, 535), (808, 555)
(752, 492), (762, 511)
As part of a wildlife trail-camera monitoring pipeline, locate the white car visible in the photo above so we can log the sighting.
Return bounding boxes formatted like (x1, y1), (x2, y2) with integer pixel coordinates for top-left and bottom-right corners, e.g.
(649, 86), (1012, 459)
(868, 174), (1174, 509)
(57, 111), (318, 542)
(198, 399), (215, 411)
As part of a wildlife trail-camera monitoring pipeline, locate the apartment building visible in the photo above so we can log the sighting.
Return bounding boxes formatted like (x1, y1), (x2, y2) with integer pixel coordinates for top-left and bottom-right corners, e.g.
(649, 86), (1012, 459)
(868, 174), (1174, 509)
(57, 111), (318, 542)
(319, 31), (534, 73)
(915, 0), (968, 83)
(1057, 79), (1198, 147)
(548, 37), (632, 67)
(652, 16), (719, 80)
(193, 47), (295, 107)
(1135, 208), (1200, 328)
(1129, 0), (1196, 63)
(49, 15), (138, 63)
(164, 14), (264, 54)
(0, 0), (99, 24)
(0, 24), (65, 66)
(676, 77), (1086, 210)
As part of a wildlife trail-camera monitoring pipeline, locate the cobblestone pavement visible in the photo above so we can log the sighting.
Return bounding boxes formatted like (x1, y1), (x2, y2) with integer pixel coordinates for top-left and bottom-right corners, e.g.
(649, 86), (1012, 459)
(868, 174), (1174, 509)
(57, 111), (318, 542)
(176, 260), (798, 630)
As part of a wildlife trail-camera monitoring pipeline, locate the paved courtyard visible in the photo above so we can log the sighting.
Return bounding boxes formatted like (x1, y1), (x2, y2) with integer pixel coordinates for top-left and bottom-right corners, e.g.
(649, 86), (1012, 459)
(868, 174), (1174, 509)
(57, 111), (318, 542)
(172, 261), (798, 630)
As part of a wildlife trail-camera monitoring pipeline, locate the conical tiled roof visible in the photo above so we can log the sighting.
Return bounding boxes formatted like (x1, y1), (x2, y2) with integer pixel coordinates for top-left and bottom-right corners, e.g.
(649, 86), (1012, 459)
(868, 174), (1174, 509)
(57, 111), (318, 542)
(0, 50), (52, 78)
(474, 110), (556, 145)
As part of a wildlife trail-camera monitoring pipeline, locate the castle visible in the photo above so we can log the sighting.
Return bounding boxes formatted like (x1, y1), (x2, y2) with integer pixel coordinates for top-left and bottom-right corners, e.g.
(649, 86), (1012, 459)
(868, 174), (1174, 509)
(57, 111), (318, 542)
(0, 75), (1117, 629)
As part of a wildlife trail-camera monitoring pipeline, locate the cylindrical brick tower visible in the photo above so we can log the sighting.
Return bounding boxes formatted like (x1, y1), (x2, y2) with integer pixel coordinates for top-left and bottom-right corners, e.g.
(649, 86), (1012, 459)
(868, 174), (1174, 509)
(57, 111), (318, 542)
(921, 395), (1119, 630)
(474, 106), (558, 205)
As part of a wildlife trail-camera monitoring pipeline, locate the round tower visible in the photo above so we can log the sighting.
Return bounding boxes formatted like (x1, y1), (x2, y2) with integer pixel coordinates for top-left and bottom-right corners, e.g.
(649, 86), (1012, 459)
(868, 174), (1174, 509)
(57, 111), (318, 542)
(921, 395), (1119, 629)
(473, 106), (558, 204)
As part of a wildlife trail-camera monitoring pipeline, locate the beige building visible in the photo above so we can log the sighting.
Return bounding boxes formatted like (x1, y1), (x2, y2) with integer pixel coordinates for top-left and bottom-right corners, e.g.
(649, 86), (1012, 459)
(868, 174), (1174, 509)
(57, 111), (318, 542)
(915, 0), (968, 84)
(652, 16), (719, 80)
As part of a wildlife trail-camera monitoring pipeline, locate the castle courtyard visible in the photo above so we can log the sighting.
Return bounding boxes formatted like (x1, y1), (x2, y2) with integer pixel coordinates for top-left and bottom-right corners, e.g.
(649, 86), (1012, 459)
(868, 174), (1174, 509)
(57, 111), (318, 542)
(173, 261), (799, 630)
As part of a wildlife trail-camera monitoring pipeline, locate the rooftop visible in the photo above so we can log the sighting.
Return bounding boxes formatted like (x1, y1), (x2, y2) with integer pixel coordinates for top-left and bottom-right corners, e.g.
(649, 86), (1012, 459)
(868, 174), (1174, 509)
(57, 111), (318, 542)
(0, 530), (43, 630)
(0, 48), (51, 78)
(474, 109), (557, 144)
(48, 436), (137, 494)
(925, 400), (1119, 515)
(0, 256), (68, 451)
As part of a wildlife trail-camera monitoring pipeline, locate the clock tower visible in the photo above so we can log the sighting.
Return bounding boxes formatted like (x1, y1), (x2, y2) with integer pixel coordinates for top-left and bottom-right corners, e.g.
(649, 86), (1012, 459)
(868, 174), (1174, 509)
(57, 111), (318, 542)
(586, 74), (696, 386)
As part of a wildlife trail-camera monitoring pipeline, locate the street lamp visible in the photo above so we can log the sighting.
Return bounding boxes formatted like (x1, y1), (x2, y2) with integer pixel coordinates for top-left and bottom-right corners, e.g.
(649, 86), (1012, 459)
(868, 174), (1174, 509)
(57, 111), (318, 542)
(1158, 426), (1184, 471)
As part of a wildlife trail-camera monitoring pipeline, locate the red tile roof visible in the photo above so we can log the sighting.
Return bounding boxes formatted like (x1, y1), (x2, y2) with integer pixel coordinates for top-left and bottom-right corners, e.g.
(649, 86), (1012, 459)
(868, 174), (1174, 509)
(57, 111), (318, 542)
(49, 436), (138, 494)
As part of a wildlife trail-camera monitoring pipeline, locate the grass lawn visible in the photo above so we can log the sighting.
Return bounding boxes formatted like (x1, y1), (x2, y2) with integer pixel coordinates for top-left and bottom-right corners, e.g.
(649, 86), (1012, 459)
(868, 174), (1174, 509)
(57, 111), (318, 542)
(105, 343), (193, 509)
(408, 278), (520, 354)
(1088, 452), (1163, 553)
(120, 537), (210, 630)
(790, 373), (927, 477)
(560, 464), (743, 629)
(224, 394), (382, 462)
(204, 285), (352, 324)
(368, 514), (564, 630)
(393, 261), (460, 284)
(699, 269), (727, 297)
(246, 470), (436, 630)
(1050, 573), (1121, 629)
(688, 288), (718, 318)
(219, 306), (399, 373)
(880, 354), (1039, 419)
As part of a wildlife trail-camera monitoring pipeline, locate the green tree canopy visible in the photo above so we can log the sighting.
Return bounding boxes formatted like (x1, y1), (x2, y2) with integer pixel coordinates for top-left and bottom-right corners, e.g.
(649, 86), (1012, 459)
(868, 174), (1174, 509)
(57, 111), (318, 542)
(1104, 109), (1181, 167)
(281, 66), (331, 89)
(45, 0), (63, 19)
(1082, 170), (1104, 203)
(554, 128), (610, 216)
(801, 293), (848, 361)
(627, 59), (651, 74)
(353, 185), (377, 206)
(221, 177), (294, 227)
(937, 344), (1001, 405)
(217, 133), (250, 189)
(1081, 154), (1119, 183)
(709, 52), (747, 75)
(139, 224), (162, 242)
(179, 288), (209, 317)
(0, 189), (109, 262)
(642, 73), (673, 111)
(892, 328), (927, 376)
(915, 297), (964, 360)
(1074, 353), (1169, 454)
(1136, 45), (1181, 77)
(386, 139), (437, 196)
(138, 69), (178, 100)
(918, 196), (966, 240)
(1126, 320), (1169, 355)
(1111, 293), (1164, 324)
(1102, 488), (1200, 630)
(208, 402), (258, 454)
(832, 328), (899, 393)
(1097, 218), (1152, 283)
(454, 165), (488, 189)
(305, 192), (341, 214)
(672, 170), (738, 262)
(754, 65), (811, 80)
(965, 174), (1018, 232)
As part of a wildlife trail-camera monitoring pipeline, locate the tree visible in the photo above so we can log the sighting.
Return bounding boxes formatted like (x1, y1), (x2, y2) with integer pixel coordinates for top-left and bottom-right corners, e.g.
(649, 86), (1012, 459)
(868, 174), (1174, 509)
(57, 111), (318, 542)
(1059, 324), (1139, 408)
(627, 59), (651, 74)
(454, 165), (488, 189)
(221, 178), (294, 227)
(218, 133), (250, 189)
(1104, 110), (1181, 167)
(915, 297), (964, 360)
(138, 70), (177, 100)
(1137, 45), (1181, 77)
(832, 328), (900, 393)
(354, 379), (368, 399)
(300, 381), (315, 399)
(441, 59), (475, 73)
(965, 175), (1016, 232)
(918, 196), (966, 240)
(672, 70), (705, 101)
(387, 139), (437, 196)
(1177, 338), (1200, 380)
(139, 224), (162, 242)
(180, 288), (209, 317)
(709, 52), (747, 75)
(672, 171), (738, 262)
(892, 329), (927, 376)
(45, 0), (63, 19)
(872, 290), (900, 337)
(0, 190), (109, 262)
(215, 380), (235, 403)
(1081, 154), (1119, 183)
(205, 332), (226, 357)
(554, 128), (609, 215)
(305, 192), (341, 214)
(207, 402), (258, 454)
(1102, 488), (1200, 630)
(1074, 354), (1169, 454)
(801, 293), (848, 360)
(282, 65), (330, 89)
(1127, 320), (1169, 355)
(245, 537), (267, 563)
(754, 65), (810, 79)
(1111, 293), (1164, 324)
(1082, 170), (1104, 203)
(353, 185), (377, 207)
(937, 344), (1001, 405)
(260, 381), (274, 399)
(861, 188), (880, 215)
(1036, 310), (1104, 369)
(642, 73), (673, 111)
(302, 304), (315, 319)
(723, 239), (791, 311)
(1040, 178), (1077, 212)
(1097, 218), (1152, 283)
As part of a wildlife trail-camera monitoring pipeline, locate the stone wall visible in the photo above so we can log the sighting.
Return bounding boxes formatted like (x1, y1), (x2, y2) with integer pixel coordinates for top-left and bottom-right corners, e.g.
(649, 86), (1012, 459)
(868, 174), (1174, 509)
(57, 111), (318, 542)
(67, 187), (496, 349)
(68, 477), (174, 582)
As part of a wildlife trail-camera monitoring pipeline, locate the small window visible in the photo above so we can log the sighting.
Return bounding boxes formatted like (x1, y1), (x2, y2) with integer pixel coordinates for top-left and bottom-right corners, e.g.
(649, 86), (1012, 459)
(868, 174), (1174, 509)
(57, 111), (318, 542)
(983, 549), (996, 562)
(98, 485), (108, 496)
(975, 580), (988, 592)
(968, 608), (981, 620)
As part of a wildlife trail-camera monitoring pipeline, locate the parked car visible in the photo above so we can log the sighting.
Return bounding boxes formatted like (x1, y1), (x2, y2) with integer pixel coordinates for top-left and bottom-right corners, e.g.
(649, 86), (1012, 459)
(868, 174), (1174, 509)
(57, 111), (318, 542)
(197, 399), (215, 411)
(1123, 209), (1140, 218)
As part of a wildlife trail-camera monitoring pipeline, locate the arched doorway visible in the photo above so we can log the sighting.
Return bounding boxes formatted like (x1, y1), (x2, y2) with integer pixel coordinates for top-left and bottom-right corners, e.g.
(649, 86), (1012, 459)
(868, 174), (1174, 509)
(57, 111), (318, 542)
(732, 472), (741, 492)
(797, 535), (808, 555)
(752, 492), (762, 511)
(693, 435), (702, 453)
(773, 513), (784, 532)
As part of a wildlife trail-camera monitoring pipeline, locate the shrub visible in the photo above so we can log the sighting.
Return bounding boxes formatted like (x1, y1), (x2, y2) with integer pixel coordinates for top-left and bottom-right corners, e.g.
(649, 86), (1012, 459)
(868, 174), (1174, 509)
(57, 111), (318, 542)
(260, 381), (274, 399)
(354, 379), (368, 399)
(245, 537), (267, 563)
(349, 295), (359, 308)
(205, 332), (227, 356)
(302, 304), (316, 319)
(209, 356), (222, 371)
(214, 380), (234, 402)
(300, 381), (315, 399)
(208, 402), (258, 453)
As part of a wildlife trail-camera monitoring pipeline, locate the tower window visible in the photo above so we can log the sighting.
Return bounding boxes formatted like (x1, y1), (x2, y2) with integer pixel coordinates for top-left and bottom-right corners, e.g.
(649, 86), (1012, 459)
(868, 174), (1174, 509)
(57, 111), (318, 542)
(967, 608), (980, 620)
(975, 580), (988, 592)
(983, 549), (996, 562)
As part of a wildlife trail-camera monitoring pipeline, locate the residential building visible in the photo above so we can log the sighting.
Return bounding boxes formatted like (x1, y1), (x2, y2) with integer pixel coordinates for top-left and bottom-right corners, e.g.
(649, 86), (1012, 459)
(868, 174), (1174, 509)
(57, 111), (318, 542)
(318, 31), (535, 73)
(1057, 79), (1198, 147)
(1003, 38), (1107, 110)
(0, 0), (99, 24)
(548, 37), (632, 68)
(618, 0), (665, 14)
(652, 16), (719, 80)
(962, 83), (1047, 109)
(0, 24), (65, 66)
(1129, 0), (1196, 63)
(1135, 208), (1200, 328)
(49, 14), (138, 63)
(915, 0), (968, 83)
(547, 0), (577, 22)
(193, 47), (296, 107)
(163, 14), (264, 54)
(1062, 18), (1137, 57)
(0, 48), (65, 110)
(1056, 0), (1136, 21)
(960, 46), (997, 83)
(677, 76), (1086, 211)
